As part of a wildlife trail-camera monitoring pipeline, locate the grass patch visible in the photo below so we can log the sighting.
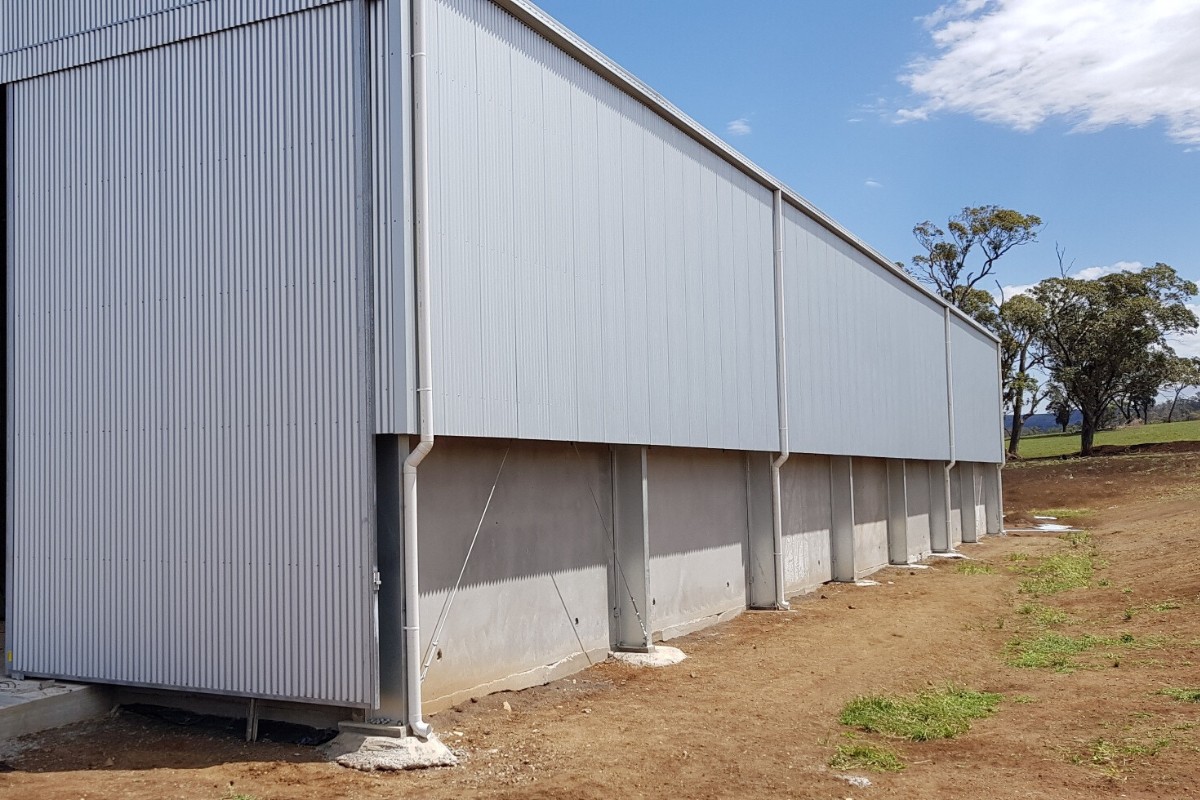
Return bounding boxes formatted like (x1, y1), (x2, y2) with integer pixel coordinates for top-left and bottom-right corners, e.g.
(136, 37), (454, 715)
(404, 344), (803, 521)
(1018, 553), (1095, 596)
(1017, 602), (1069, 626)
(1007, 552), (1030, 562)
(1011, 695), (1037, 704)
(957, 562), (996, 575)
(839, 687), (1002, 741)
(1159, 688), (1200, 703)
(1016, 419), (1200, 459)
(1006, 632), (1106, 671)
(1007, 632), (1165, 672)
(828, 741), (905, 773)
(1085, 736), (1170, 766)
(1149, 600), (1183, 611)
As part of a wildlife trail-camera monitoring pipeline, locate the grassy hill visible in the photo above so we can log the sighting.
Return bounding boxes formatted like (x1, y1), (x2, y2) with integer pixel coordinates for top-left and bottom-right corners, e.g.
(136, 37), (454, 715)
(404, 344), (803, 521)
(1016, 419), (1200, 459)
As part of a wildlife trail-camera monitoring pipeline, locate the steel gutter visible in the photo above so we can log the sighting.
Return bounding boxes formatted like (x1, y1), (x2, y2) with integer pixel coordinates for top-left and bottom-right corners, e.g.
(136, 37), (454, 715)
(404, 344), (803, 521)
(488, 0), (1000, 345)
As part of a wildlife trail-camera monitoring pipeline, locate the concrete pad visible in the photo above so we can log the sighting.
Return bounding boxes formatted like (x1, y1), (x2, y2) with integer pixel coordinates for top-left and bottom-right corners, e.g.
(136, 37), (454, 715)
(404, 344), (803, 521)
(853, 579), (880, 587)
(0, 680), (113, 740)
(610, 646), (687, 667)
(322, 732), (457, 771)
(928, 552), (968, 559)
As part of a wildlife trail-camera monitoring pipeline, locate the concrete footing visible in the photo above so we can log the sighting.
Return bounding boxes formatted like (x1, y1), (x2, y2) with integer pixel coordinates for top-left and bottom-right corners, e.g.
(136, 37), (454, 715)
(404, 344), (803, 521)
(322, 732), (457, 771)
(610, 646), (687, 668)
(0, 680), (114, 740)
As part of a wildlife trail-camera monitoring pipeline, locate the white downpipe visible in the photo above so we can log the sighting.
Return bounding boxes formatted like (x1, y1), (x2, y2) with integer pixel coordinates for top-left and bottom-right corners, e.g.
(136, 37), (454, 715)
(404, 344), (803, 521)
(770, 190), (790, 609)
(403, 0), (434, 740)
(943, 307), (957, 550)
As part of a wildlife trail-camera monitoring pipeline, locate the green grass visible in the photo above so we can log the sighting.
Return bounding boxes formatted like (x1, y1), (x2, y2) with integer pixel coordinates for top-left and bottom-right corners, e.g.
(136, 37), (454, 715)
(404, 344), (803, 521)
(1017, 552), (1096, 596)
(1016, 602), (1069, 626)
(1032, 507), (1093, 520)
(1085, 736), (1171, 766)
(828, 741), (906, 773)
(1149, 600), (1183, 611)
(1007, 632), (1165, 672)
(839, 687), (1002, 741)
(957, 562), (996, 575)
(1159, 688), (1200, 703)
(1006, 632), (1107, 671)
(1015, 419), (1200, 459)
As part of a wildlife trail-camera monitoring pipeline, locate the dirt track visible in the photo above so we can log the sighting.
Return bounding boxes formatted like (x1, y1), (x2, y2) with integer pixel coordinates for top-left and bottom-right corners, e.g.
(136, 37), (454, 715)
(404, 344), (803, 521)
(2, 452), (1198, 800)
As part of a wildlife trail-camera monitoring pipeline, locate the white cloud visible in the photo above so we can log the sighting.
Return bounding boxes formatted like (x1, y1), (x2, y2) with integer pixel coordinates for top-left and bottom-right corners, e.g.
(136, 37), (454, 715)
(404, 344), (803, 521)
(864, 179), (883, 189)
(726, 117), (752, 136)
(1167, 303), (1200, 358)
(899, 0), (1200, 145)
(1074, 260), (1145, 280)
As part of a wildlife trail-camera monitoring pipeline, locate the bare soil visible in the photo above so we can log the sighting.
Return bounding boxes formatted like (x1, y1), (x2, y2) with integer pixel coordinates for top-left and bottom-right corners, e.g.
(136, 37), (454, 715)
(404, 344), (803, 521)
(2, 452), (1198, 800)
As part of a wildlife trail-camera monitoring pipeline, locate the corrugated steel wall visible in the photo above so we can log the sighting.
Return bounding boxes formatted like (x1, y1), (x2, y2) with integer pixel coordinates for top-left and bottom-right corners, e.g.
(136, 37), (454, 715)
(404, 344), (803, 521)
(951, 316), (1004, 463)
(0, 0), (346, 83)
(5, 2), (379, 705)
(424, 0), (779, 451)
(782, 206), (951, 461)
(369, 0), (415, 434)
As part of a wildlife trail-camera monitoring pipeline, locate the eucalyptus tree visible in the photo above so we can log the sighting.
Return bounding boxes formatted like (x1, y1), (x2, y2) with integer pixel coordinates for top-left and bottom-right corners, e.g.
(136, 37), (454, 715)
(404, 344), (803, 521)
(1032, 264), (1198, 455)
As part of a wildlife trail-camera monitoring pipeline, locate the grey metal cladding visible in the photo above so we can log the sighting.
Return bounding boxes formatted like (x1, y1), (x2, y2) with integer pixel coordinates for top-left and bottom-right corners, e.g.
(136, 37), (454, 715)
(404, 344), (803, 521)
(6, 4), (378, 705)
(370, 0), (415, 434)
(951, 316), (1004, 463)
(782, 205), (952, 462)
(425, 0), (779, 450)
(0, 0), (346, 83)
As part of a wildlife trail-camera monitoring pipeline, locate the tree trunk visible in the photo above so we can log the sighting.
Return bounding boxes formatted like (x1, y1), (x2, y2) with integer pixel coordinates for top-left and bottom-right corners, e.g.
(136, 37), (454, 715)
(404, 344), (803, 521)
(1168, 390), (1181, 423)
(1080, 408), (1097, 456)
(1007, 389), (1026, 457)
(1060, 420), (1068, 433)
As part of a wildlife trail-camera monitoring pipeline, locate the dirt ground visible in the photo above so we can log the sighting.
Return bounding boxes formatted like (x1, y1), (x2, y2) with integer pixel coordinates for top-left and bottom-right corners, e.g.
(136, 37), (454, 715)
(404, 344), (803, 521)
(2, 452), (1198, 800)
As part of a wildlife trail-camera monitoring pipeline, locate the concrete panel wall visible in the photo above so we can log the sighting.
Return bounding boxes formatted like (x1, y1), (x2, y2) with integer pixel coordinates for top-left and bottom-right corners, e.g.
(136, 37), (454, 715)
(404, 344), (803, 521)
(904, 460), (933, 561)
(851, 458), (890, 578)
(415, 438), (613, 709)
(780, 455), (834, 594)
(646, 449), (748, 639)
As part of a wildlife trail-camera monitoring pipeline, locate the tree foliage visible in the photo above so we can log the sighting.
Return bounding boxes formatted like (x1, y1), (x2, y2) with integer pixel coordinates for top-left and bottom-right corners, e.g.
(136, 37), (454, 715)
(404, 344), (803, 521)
(1164, 355), (1200, 422)
(1031, 264), (1198, 455)
(910, 206), (1043, 308)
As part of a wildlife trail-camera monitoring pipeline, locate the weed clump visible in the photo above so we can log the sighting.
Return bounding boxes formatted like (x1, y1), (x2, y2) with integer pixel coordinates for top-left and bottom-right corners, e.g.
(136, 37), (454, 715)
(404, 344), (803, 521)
(957, 562), (996, 575)
(1018, 553), (1095, 596)
(1017, 603), (1069, 626)
(838, 687), (1002, 741)
(1159, 688), (1200, 703)
(828, 740), (905, 773)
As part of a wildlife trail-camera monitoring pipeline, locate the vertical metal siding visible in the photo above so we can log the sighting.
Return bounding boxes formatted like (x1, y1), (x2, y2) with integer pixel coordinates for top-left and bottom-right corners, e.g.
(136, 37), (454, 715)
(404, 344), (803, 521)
(6, 4), (378, 705)
(951, 317), (1004, 463)
(0, 0), (349, 84)
(783, 204), (951, 461)
(425, 0), (777, 450)
(371, 0), (413, 434)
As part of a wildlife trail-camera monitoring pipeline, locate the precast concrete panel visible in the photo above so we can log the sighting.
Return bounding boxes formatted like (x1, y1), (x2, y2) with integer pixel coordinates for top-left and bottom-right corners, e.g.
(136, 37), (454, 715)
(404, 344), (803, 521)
(782, 205), (952, 461)
(851, 458), (889, 578)
(949, 465), (965, 547)
(413, 439), (612, 710)
(424, 0), (778, 451)
(646, 449), (748, 639)
(903, 460), (933, 561)
(5, 5), (379, 705)
(780, 454), (833, 593)
(951, 316), (1004, 463)
(0, 0), (350, 83)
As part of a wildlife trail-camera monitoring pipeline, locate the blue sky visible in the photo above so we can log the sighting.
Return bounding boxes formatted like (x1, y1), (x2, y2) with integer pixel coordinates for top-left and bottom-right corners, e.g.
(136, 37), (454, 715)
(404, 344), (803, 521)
(533, 0), (1200, 357)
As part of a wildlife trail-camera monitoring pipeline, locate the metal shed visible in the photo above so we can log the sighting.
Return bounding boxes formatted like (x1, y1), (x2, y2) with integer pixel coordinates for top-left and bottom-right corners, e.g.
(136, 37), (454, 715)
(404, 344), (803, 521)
(2, 0), (1004, 731)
